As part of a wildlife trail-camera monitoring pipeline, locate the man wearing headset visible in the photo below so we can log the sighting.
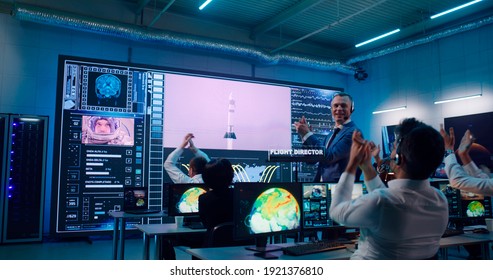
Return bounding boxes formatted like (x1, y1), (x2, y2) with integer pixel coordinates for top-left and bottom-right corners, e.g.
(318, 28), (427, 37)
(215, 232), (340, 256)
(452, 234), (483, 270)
(330, 118), (448, 259)
(164, 133), (210, 184)
(294, 92), (359, 182)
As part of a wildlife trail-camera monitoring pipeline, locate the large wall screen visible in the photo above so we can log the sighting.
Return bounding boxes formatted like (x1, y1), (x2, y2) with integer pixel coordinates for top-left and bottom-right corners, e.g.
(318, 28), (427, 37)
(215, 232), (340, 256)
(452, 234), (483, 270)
(51, 55), (341, 236)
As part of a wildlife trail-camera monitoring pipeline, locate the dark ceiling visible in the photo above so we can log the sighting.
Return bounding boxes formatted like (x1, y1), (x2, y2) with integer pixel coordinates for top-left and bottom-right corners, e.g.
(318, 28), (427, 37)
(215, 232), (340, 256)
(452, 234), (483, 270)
(128, 0), (493, 59)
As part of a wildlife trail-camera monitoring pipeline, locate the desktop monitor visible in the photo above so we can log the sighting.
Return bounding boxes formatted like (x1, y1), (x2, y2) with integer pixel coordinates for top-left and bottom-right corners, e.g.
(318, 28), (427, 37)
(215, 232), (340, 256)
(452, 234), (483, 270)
(459, 190), (492, 221)
(302, 182), (367, 230)
(432, 181), (461, 219)
(167, 183), (208, 217)
(233, 182), (302, 253)
(302, 183), (335, 229)
(432, 181), (492, 228)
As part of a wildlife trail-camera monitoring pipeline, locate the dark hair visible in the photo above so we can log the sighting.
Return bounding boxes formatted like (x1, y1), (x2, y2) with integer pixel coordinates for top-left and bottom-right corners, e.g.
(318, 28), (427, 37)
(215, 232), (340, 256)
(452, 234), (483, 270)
(190, 156), (208, 175)
(395, 118), (445, 179)
(332, 92), (354, 112)
(202, 158), (234, 192)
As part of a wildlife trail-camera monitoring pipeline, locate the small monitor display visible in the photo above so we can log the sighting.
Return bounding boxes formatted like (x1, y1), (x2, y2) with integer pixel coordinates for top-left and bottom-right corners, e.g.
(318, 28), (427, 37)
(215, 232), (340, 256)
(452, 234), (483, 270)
(301, 182), (366, 230)
(233, 182), (302, 241)
(433, 162), (448, 179)
(433, 181), (461, 218)
(433, 181), (492, 226)
(460, 191), (491, 219)
(167, 183), (208, 216)
(302, 183), (335, 229)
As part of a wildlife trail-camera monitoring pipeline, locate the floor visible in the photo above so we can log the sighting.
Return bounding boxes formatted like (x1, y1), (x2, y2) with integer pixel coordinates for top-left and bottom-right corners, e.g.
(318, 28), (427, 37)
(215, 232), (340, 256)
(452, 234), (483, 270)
(0, 234), (193, 260)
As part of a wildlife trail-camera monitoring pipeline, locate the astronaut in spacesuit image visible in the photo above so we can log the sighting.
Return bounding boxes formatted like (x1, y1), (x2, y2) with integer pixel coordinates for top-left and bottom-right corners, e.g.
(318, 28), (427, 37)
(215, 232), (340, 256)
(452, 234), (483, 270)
(82, 116), (133, 145)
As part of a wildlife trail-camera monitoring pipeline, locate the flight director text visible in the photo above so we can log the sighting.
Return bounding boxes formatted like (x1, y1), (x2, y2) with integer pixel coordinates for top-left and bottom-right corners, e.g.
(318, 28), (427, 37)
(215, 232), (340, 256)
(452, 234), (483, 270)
(269, 149), (324, 156)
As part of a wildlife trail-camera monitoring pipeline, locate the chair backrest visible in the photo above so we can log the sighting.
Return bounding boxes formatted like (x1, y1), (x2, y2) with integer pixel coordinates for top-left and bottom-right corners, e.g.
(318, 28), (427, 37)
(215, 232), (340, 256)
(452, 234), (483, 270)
(204, 222), (235, 248)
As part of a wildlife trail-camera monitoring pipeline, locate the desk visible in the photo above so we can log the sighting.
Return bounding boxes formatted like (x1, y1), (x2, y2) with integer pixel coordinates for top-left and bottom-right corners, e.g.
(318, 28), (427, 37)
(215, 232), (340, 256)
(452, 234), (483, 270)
(135, 223), (207, 259)
(186, 243), (354, 260)
(186, 234), (493, 260)
(108, 211), (168, 260)
(439, 234), (492, 259)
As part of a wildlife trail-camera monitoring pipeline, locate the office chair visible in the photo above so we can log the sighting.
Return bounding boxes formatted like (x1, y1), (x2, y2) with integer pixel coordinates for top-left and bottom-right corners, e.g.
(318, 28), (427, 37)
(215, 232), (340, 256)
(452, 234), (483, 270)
(204, 222), (235, 248)
(204, 222), (256, 248)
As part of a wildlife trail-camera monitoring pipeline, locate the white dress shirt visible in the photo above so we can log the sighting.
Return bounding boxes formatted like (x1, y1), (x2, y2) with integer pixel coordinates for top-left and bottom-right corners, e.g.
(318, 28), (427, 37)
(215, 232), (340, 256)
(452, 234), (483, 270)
(330, 172), (448, 259)
(444, 154), (493, 196)
(164, 147), (210, 184)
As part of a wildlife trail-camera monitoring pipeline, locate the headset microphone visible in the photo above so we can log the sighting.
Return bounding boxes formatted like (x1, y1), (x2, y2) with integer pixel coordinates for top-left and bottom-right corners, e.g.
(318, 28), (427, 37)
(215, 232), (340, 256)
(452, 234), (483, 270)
(394, 138), (402, 165)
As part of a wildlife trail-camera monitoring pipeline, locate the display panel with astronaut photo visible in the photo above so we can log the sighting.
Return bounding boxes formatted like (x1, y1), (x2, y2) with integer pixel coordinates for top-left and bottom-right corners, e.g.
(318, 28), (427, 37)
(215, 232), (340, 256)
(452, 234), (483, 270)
(54, 57), (153, 235)
(81, 116), (134, 146)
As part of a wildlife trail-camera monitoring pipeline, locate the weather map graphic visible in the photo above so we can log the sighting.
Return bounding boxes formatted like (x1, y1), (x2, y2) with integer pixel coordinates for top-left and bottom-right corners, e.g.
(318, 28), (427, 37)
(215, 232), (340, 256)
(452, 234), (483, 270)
(176, 187), (207, 213)
(246, 188), (300, 234)
(466, 201), (485, 217)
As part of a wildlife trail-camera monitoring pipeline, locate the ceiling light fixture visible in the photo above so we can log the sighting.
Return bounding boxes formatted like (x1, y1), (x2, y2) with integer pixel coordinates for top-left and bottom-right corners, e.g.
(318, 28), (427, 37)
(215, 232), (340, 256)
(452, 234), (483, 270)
(372, 106), (407, 115)
(199, 0), (213, 10)
(430, 0), (482, 19)
(355, 29), (400, 48)
(433, 94), (482, 104)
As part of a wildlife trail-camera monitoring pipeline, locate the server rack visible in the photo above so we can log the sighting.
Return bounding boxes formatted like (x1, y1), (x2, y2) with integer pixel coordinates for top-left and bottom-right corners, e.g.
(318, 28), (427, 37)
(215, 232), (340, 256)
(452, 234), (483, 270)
(1, 115), (48, 243)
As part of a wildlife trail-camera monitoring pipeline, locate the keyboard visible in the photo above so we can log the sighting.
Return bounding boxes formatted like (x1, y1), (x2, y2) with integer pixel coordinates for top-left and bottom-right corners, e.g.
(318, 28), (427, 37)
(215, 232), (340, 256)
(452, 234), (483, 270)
(282, 241), (347, 256)
(185, 222), (205, 229)
(441, 228), (464, 238)
(124, 209), (161, 215)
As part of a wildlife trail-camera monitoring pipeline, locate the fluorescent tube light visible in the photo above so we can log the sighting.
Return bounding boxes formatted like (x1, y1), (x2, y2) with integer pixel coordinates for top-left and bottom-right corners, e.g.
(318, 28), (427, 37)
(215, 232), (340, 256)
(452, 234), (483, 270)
(372, 106), (407, 115)
(18, 118), (41, 122)
(434, 94), (482, 104)
(355, 29), (400, 48)
(430, 0), (482, 19)
(199, 0), (213, 10)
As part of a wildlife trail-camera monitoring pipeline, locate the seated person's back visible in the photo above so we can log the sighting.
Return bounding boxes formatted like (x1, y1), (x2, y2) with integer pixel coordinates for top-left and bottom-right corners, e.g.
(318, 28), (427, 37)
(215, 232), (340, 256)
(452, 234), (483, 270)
(330, 118), (449, 259)
(354, 184), (448, 259)
(199, 158), (240, 247)
(199, 187), (233, 230)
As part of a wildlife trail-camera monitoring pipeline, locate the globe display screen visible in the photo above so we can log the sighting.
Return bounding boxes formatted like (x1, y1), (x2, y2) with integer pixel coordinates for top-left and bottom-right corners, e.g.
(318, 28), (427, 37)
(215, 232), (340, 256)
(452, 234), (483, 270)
(460, 191), (491, 219)
(167, 183), (208, 216)
(433, 181), (492, 226)
(233, 182), (302, 240)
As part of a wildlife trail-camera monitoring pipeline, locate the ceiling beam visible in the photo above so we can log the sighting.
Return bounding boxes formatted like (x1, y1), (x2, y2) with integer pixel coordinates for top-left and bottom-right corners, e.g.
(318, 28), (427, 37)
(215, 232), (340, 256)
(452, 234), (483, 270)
(135, 0), (151, 14)
(250, 0), (325, 40)
(270, 0), (389, 53)
(148, 0), (176, 27)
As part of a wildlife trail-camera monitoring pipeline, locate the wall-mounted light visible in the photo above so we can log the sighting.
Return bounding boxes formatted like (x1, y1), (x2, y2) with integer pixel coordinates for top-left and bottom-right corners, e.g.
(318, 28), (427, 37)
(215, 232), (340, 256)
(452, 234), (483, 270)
(355, 29), (400, 48)
(430, 0), (482, 19)
(372, 106), (407, 115)
(433, 93), (482, 104)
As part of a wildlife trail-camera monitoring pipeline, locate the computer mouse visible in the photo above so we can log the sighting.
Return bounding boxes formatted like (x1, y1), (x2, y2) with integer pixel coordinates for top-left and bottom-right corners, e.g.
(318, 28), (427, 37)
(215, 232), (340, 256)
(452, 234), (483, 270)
(472, 228), (489, 234)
